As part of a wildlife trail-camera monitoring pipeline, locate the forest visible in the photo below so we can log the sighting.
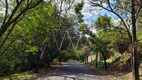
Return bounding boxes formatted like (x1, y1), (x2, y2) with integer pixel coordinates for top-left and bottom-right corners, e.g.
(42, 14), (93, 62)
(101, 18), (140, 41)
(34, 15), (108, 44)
(0, 0), (142, 80)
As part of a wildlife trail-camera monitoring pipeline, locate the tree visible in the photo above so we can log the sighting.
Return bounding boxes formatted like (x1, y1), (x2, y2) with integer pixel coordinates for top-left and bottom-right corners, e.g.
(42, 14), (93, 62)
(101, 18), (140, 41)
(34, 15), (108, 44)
(74, 1), (84, 23)
(94, 15), (114, 70)
(89, 0), (141, 79)
(95, 15), (113, 31)
(131, 0), (139, 79)
(0, 0), (77, 75)
(0, 0), (43, 50)
(90, 31), (111, 70)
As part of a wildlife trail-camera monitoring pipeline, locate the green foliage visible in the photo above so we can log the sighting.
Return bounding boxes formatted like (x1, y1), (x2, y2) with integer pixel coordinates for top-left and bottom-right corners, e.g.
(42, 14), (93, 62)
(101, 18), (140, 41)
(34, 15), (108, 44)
(74, 1), (84, 23)
(57, 49), (85, 62)
(79, 23), (87, 31)
(0, 14), (3, 24)
(0, 72), (36, 80)
(95, 15), (114, 31)
(74, 1), (84, 14)
(0, 0), (77, 77)
(0, 0), (139, 77)
(92, 15), (130, 55)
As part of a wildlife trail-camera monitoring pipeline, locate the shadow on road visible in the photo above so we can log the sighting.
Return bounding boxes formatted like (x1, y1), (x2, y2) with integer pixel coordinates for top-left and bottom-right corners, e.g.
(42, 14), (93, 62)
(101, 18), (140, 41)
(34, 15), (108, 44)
(30, 60), (112, 80)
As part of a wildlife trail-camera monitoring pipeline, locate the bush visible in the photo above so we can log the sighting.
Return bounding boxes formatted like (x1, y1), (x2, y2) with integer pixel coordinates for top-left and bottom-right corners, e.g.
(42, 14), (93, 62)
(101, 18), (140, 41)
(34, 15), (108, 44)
(53, 58), (59, 64)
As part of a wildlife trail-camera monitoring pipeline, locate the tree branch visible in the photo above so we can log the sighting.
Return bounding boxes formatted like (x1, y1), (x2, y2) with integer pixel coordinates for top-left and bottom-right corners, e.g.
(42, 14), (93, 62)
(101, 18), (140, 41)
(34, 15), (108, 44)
(2, 0), (8, 26)
(107, 0), (132, 41)
(0, 0), (43, 38)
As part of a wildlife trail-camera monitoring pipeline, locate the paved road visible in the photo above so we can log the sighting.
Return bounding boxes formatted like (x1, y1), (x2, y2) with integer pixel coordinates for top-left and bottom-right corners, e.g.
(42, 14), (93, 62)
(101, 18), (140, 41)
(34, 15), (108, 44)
(34, 60), (114, 80)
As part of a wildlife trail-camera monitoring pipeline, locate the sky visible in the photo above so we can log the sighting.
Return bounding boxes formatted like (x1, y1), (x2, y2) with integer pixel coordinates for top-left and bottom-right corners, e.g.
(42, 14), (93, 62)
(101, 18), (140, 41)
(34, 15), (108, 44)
(78, 0), (120, 33)
(81, 0), (118, 25)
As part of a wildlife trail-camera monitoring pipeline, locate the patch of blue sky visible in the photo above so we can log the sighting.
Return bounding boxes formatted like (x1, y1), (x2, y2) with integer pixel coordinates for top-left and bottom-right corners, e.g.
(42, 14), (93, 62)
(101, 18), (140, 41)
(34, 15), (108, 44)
(82, 0), (121, 25)
(84, 9), (119, 25)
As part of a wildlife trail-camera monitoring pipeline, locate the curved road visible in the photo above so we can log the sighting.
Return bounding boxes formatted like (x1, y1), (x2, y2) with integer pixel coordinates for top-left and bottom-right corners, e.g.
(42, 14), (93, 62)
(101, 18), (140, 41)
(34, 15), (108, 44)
(34, 60), (114, 80)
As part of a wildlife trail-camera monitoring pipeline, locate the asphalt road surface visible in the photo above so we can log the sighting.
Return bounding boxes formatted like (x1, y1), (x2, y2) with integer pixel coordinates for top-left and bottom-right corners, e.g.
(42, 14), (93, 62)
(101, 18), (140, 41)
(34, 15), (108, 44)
(34, 60), (114, 80)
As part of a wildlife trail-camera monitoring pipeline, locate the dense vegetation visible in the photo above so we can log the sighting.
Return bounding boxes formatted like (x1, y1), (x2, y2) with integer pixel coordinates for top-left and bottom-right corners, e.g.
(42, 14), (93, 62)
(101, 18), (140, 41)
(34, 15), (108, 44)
(0, 0), (142, 80)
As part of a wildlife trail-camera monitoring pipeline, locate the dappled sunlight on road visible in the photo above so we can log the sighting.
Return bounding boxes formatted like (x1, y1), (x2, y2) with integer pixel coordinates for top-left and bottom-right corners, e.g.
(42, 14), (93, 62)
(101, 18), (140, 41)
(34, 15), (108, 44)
(34, 60), (114, 80)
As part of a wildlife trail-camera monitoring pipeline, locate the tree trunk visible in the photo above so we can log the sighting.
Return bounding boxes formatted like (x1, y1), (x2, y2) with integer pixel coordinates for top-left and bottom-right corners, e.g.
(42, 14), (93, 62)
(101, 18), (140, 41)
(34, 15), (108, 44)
(47, 59), (51, 68)
(95, 52), (98, 68)
(34, 44), (48, 73)
(9, 75), (12, 80)
(131, 56), (134, 80)
(131, 0), (139, 79)
(86, 55), (88, 63)
(132, 47), (139, 80)
(98, 52), (102, 62)
(103, 55), (107, 71)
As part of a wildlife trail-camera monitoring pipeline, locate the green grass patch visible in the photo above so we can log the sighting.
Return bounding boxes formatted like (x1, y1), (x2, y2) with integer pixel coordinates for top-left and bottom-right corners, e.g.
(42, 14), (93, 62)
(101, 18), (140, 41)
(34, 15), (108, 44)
(95, 61), (106, 72)
(111, 57), (121, 64)
(0, 72), (36, 80)
(95, 57), (118, 72)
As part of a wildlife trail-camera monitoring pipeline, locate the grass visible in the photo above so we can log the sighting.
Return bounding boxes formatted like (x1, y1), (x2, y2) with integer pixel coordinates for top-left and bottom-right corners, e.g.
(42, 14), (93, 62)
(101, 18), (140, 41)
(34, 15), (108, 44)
(89, 55), (130, 71)
(111, 57), (121, 64)
(95, 61), (105, 71)
(94, 57), (114, 71)
(86, 54), (141, 80)
(0, 64), (61, 80)
(0, 72), (36, 80)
